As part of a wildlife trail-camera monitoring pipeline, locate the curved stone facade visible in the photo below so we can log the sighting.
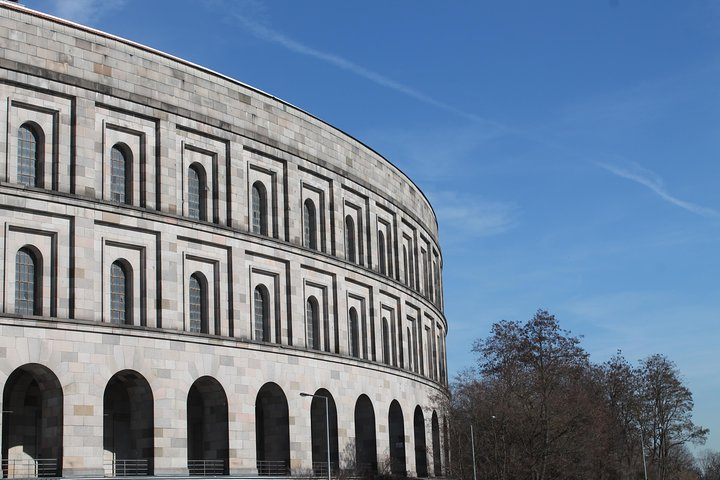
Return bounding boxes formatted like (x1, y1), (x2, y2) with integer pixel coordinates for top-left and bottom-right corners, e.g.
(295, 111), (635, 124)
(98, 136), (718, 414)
(0, 3), (448, 478)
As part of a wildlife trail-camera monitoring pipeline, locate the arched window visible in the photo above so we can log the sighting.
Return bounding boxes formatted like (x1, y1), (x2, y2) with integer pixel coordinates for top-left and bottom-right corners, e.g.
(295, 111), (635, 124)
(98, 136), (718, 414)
(345, 215), (356, 263)
(408, 247), (415, 289)
(361, 313), (368, 359)
(391, 318), (398, 366)
(251, 182), (268, 235)
(15, 247), (41, 315)
(17, 124), (42, 187)
(189, 273), (208, 334)
(403, 246), (409, 285)
(303, 199), (317, 250)
(382, 317), (391, 365)
(254, 285), (270, 342)
(406, 327), (412, 370)
(306, 296), (320, 350)
(188, 163), (207, 221)
(110, 144), (131, 204)
(438, 337), (447, 383)
(378, 231), (386, 275)
(349, 308), (359, 358)
(110, 260), (132, 325)
(422, 250), (429, 293)
(386, 231), (393, 277)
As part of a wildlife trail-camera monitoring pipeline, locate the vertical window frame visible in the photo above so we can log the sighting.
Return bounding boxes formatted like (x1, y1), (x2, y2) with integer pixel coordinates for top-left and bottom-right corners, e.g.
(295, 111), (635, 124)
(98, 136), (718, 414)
(378, 230), (386, 275)
(303, 199), (317, 250)
(254, 285), (270, 342)
(382, 317), (391, 365)
(110, 259), (132, 325)
(188, 163), (207, 221)
(306, 296), (320, 350)
(17, 123), (43, 188)
(189, 272), (208, 334)
(251, 182), (268, 235)
(345, 215), (356, 263)
(110, 144), (132, 205)
(15, 246), (42, 315)
(349, 307), (360, 358)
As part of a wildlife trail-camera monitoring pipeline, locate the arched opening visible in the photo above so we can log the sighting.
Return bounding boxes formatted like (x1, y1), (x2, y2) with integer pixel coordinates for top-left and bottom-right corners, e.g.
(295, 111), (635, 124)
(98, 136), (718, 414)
(443, 416), (450, 474)
(344, 215), (355, 263)
(414, 406), (428, 477)
(17, 123), (43, 188)
(15, 246), (42, 316)
(251, 182), (268, 235)
(187, 377), (229, 476)
(255, 383), (289, 476)
(303, 199), (317, 250)
(110, 260), (133, 325)
(254, 285), (270, 342)
(348, 308), (359, 358)
(110, 143), (132, 204)
(309, 389), (339, 476)
(188, 163), (207, 221)
(2, 364), (63, 477)
(431, 412), (442, 476)
(103, 370), (154, 476)
(306, 296), (320, 350)
(354, 395), (377, 475)
(189, 272), (209, 334)
(388, 400), (406, 476)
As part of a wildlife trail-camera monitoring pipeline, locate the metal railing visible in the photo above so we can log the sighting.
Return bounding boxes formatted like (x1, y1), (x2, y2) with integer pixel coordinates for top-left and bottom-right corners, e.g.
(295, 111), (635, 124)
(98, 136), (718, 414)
(2, 458), (57, 478)
(104, 459), (149, 477)
(310, 461), (340, 477)
(188, 459), (226, 476)
(256, 460), (290, 476)
(352, 462), (377, 476)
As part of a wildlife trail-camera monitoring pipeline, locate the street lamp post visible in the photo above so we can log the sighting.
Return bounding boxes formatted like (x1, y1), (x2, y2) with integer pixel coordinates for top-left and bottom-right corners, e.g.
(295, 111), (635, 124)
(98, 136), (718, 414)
(470, 423), (477, 480)
(300, 392), (331, 480)
(638, 423), (648, 480)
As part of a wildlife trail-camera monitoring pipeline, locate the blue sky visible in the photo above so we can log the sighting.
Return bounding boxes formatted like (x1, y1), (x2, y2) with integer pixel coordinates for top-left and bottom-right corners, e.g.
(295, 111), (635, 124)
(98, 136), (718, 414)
(24, 0), (720, 452)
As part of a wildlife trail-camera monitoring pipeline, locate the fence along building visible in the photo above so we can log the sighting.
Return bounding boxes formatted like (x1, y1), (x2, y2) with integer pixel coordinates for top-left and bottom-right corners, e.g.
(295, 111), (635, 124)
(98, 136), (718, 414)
(0, 2), (449, 478)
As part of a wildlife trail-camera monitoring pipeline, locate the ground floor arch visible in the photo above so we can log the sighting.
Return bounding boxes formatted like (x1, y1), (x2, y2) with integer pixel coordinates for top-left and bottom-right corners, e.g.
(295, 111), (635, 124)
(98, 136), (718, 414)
(103, 370), (154, 476)
(388, 400), (406, 476)
(309, 389), (339, 476)
(255, 382), (290, 475)
(2, 364), (63, 477)
(354, 394), (377, 474)
(414, 406), (428, 477)
(443, 416), (450, 473)
(431, 411), (442, 476)
(187, 376), (229, 475)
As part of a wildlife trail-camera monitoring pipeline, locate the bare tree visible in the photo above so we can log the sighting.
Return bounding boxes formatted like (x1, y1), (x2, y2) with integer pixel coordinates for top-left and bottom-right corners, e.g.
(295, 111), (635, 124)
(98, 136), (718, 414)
(471, 309), (602, 480)
(640, 354), (708, 480)
(699, 450), (720, 480)
(596, 352), (645, 479)
(447, 311), (709, 480)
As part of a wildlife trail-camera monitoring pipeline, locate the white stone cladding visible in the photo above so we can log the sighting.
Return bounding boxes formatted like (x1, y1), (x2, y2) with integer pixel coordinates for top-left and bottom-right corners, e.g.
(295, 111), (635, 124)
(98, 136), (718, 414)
(0, 3), (449, 478)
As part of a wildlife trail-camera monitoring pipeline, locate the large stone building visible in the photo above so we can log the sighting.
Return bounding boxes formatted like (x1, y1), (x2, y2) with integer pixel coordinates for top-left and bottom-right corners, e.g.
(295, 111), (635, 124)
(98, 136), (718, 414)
(0, 3), (449, 478)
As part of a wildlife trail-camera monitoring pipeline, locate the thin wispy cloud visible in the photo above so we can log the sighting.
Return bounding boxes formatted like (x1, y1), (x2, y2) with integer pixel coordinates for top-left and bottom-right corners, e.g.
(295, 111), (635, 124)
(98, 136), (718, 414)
(45, 0), (126, 24)
(231, 14), (489, 124)
(595, 161), (718, 218)
(429, 191), (520, 238)
(363, 124), (507, 182)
